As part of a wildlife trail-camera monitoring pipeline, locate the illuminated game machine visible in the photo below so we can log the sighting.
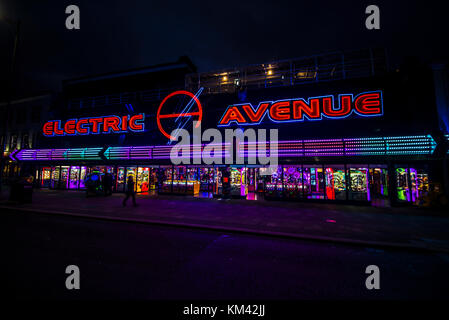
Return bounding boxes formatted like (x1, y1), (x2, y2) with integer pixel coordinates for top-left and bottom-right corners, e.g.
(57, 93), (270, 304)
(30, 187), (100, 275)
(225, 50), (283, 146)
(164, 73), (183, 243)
(185, 167), (200, 195)
(416, 169), (429, 203)
(199, 167), (214, 192)
(230, 167), (247, 198)
(264, 166), (283, 198)
(369, 167), (389, 200)
(212, 168), (223, 196)
(116, 167), (126, 192)
(50, 167), (60, 189)
(396, 168), (410, 202)
(325, 167), (346, 200)
(349, 166), (369, 201)
(136, 167), (150, 193)
(171, 166), (186, 193)
(283, 166), (302, 199)
(160, 166), (174, 193)
(59, 166), (70, 189)
(69, 166), (80, 189)
(41, 167), (52, 188)
(303, 166), (325, 199)
(79, 166), (87, 189)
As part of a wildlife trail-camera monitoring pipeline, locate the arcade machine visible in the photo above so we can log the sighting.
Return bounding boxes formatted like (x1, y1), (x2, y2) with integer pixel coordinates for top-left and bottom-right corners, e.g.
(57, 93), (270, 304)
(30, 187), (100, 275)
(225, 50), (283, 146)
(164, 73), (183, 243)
(283, 166), (302, 199)
(396, 167), (410, 202)
(303, 166), (325, 199)
(369, 167), (388, 200)
(79, 166), (87, 189)
(199, 167), (214, 192)
(416, 169), (429, 198)
(264, 166), (283, 199)
(60, 166), (70, 189)
(116, 167), (126, 192)
(325, 167), (346, 200)
(247, 168), (256, 193)
(212, 167), (223, 197)
(126, 167), (137, 192)
(230, 167), (247, 198)
(69, 166), (80, 189)
(136, 167), (150, 193)
(172, 166), (186, 193)
(349, 167), (369, 201)
(41, 167), (52, 188)
(160, 166), (174, 193)
(186, 167), (200, 195)
(50, 167), (60, 189)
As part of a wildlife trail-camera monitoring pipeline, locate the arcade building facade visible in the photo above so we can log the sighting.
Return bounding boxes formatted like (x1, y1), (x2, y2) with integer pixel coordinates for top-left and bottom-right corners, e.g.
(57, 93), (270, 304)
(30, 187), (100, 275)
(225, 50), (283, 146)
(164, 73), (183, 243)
(5, 50), (449, 207)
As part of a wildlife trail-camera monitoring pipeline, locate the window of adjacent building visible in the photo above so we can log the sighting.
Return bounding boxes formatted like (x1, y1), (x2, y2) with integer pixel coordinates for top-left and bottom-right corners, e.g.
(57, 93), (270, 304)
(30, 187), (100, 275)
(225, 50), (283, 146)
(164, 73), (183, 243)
(22, 134), (29, 149)
(10, 135), (18, 150)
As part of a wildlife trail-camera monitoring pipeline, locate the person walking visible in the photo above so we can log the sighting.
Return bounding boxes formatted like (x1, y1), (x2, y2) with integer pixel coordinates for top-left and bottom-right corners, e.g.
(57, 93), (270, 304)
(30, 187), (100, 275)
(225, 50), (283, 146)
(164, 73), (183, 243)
(102, 172), (109, 196)
(123, 175), (137, 207)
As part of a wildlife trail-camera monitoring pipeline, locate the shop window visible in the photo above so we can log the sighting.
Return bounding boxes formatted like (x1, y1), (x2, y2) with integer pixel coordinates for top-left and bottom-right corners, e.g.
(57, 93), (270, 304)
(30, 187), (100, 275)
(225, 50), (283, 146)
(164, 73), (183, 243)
(325, 165), (346, 200)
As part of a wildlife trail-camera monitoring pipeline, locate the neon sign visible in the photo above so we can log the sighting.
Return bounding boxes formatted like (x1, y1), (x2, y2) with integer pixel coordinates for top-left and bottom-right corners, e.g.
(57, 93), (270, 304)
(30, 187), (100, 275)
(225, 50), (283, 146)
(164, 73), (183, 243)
(218, 91), (383, 126)
(42, 114), (145, 136)
(157, 90), (203, 140)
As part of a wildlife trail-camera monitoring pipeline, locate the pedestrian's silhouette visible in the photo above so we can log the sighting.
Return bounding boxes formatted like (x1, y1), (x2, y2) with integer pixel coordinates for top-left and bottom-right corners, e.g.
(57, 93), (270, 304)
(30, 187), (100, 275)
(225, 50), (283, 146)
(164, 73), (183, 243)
(105, 172), (113, 196)
(123, 176), (137, 207)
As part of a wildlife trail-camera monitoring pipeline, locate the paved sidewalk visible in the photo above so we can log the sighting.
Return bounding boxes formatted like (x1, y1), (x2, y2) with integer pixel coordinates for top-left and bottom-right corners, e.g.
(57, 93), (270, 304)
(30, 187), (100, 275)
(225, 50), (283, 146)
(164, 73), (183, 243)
(2, 188), (449, 252)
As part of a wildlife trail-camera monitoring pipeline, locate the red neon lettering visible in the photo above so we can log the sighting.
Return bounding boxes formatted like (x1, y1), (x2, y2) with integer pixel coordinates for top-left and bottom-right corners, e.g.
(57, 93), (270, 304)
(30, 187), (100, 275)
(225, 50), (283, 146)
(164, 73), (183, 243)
(54, 121), (64, 135)
(121, 115), (128, 131)
(322, 95), (352, 117)
(103, 116), (120, 132)
(43, 121), (54, 136)
(219, 106), (246, 125)
(269, 101), (291, 121)
(129, 114), (144, 131)
(64, 119), (76, 135)
(242, 103), (269, 123)
(88, 118), (103, 133)
(76, 119), (89, 134)
(355, 93), (382, 115)
(292, 99), (320, 120)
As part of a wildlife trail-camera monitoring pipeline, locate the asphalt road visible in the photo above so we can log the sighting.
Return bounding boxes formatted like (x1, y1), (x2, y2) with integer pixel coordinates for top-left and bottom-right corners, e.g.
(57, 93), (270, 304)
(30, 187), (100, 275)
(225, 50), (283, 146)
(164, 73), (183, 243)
(5, 209), (449, 300)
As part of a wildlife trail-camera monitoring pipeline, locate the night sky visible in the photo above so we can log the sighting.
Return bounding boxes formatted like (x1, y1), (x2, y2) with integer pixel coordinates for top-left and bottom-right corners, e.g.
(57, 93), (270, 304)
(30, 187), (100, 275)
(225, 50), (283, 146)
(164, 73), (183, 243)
(1, 0), (448, 100)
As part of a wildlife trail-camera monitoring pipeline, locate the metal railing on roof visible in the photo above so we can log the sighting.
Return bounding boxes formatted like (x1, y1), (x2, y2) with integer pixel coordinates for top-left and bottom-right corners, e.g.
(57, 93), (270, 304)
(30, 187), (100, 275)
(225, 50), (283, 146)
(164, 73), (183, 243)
(186, 48), (388, 94)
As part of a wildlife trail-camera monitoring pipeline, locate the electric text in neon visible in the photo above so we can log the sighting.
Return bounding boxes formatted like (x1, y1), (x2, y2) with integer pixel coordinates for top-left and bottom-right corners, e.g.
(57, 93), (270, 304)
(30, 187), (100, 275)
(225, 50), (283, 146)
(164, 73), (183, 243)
(218, 91), (383, 126)
(42, 114), (145, 137)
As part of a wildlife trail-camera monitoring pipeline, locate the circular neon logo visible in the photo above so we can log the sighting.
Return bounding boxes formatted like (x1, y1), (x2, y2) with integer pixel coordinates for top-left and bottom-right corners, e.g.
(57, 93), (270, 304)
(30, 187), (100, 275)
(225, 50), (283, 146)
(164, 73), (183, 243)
(157, 90), (203, 140)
